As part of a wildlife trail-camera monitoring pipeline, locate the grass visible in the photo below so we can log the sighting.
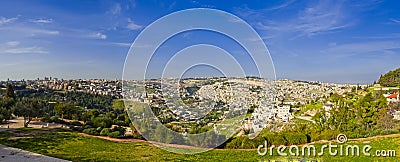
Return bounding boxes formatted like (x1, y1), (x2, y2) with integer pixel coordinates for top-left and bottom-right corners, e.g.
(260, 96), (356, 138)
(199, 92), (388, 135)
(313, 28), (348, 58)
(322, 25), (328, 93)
(0, 128), (400, 161)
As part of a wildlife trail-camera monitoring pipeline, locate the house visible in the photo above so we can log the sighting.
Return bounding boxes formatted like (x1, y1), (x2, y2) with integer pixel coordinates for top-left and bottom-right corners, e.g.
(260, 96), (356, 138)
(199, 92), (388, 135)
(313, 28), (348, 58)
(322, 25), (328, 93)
(323, 101), (334, 118)
(276, 104), (293, 122)
(323, 101), (333, 112)
(386, 93), (399, 102)
(392, 110), (400, 120)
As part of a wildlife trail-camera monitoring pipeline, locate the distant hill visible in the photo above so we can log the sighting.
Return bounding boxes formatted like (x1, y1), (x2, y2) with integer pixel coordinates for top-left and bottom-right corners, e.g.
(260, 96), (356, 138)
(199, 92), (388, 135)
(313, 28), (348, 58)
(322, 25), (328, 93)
(378, 67), (400, 87)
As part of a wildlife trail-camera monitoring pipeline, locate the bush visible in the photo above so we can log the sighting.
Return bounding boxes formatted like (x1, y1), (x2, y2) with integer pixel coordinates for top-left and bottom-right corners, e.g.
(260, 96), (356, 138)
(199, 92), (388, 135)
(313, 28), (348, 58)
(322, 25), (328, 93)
(283, 132), (308, 145)
(71, 126), (82, 132)
(83, 128), (99, 135)
(380, 129), (399, 135)
(92, 117), (112, 128)
(96, 127), (103, 132)
(100, 128), (111, 136)
(264, 134), (287, 146)
(108, 131), (121, 138)
(225, 136), (245, 149)
(50, 116), (62, 123)
(83, 125), (93, 129)
(84, 121), (94, 127)
(112, 126), (126, 135)
(131, 132), (144, 140)
(41, 115), (51, 122)
(70, 120), (82, 127)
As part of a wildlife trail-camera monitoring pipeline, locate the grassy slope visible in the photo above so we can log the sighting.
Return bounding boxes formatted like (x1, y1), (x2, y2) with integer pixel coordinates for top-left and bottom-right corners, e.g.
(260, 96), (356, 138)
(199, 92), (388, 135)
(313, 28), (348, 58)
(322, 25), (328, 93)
(0, 128), (399, 162)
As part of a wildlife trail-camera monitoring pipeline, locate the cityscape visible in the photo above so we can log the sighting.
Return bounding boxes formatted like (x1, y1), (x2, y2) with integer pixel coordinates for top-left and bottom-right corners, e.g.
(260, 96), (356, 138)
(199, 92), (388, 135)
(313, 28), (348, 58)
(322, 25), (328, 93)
(1, 0), (400, 161)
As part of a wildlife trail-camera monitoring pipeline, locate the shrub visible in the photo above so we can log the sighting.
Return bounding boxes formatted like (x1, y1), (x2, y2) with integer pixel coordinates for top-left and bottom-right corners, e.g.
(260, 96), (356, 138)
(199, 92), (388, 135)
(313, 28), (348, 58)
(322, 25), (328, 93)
(241, 137), (257, 149)
(92, 117), (112, 128)
(41, 115), (51, 122)
(96, 127), (103, 132)
(264, 134), (287, 146)
(108, 131), (121, 138)
(380, 129), (399, 135)
(100, 128), (111, 136)
(83, 125), (93, 129)
(70, 120), (82, 126)
(71, 126), (82, 132)
(83, 128), (99, 135)
(283, 132), (308, 145)
(84, 121), (94, 127)
(131, 132), (144, 140)
(50, 116), (61, 123)
(225, 136), (245, 149)
(112, 126), (126, 135)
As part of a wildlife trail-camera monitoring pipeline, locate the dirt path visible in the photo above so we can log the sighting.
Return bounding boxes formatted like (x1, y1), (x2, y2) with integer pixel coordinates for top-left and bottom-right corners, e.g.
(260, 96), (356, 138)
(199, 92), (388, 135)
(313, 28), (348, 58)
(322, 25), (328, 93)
(78, 133), (147, 143)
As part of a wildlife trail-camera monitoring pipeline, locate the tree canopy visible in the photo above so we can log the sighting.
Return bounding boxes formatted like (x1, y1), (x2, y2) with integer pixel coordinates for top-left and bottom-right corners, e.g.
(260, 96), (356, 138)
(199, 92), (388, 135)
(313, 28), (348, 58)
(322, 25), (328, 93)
(378, 67), (400, 87)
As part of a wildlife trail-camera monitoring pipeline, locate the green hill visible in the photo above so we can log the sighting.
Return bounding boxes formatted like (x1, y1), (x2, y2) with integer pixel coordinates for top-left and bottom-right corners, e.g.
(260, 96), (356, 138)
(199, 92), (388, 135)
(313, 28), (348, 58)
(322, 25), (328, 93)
(378, 67), (400, 87)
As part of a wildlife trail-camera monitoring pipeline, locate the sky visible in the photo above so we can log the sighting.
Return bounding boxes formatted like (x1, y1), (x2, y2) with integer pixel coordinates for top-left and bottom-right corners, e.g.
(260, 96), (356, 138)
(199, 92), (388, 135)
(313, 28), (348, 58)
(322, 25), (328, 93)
(0, 0), (400, 84)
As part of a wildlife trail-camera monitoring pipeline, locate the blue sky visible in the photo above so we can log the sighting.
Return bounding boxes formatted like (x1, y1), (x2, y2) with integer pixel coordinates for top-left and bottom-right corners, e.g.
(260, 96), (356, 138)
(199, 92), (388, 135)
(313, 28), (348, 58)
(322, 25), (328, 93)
(0, 0), (399, 83)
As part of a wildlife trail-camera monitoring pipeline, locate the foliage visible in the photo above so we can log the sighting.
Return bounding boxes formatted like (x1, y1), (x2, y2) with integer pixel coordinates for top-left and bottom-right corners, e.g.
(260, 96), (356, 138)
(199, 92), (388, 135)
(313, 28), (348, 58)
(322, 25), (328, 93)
(83, 128), (99, 135)
(100, 128), (111, 136)
(70, 120), (83, 126)
(5, 84), (16, 100)
(92, 116), (112, 128)
(378, 67), (400, 87)
(54, 103), (79, 120)
(108, 131), (121, 138)
(12, 98), (44, 127)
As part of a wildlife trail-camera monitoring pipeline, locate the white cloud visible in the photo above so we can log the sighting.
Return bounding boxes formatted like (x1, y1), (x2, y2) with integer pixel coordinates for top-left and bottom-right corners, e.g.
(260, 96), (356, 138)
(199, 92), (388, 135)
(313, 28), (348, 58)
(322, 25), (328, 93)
(323, 41), (400, 56)
(266, 0), (296, 11)
(5, 41), (20, 46)
(2, 46), (48, 54)
(33, 29), (60, 35)
(0, 42), (48, 54)
(0, 16), (18, 25)
(110, 42), (131, 47)
(31, 18), (53, 24)
(89, 32), (107, 39)
(390, 18), (400, 24)
(126, 18), (142, 30)
(236, 1), (353, 38)
(108, 3), (122, 15)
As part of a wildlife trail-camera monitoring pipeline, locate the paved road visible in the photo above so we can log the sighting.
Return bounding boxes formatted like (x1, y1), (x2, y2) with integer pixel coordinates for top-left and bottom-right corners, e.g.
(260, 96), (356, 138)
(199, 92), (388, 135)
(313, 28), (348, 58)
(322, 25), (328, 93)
(0, 144), (70, 162)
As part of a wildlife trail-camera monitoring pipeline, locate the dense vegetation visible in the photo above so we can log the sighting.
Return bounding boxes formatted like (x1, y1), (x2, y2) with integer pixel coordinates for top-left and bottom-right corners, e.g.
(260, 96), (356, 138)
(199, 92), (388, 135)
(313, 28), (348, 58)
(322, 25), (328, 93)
(378, 67), (400, 87)
(0, 84), (135, 139)
(0, 128), (399, 161)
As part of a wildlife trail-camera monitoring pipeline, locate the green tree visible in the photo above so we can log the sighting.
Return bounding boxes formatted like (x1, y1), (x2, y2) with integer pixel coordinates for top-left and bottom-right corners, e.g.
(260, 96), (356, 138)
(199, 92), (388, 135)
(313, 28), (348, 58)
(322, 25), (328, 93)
(92, 116), (112, 128)
(0, 98), (14, 122)
(54, 103), (77, 120)
(378, 67), (400, 87)
(5, 84), (16, 100)
(13, 98), (44, 127)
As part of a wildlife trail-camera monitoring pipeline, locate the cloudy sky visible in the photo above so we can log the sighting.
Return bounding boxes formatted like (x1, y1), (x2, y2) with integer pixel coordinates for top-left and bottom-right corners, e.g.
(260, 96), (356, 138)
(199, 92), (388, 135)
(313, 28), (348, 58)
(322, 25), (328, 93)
(0, 0), (399, 83)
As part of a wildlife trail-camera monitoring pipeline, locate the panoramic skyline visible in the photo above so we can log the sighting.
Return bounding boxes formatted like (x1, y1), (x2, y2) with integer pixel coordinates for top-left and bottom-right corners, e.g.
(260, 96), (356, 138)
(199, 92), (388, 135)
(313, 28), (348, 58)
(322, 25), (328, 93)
(0, 0), (400, 83)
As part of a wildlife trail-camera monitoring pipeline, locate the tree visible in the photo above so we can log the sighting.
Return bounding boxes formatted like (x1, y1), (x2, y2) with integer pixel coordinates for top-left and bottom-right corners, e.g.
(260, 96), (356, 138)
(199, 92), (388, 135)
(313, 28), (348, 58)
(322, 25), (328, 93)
(92, 116), (112, 128)
(5, 84), (16, 100)
(378, 67), (400, 87)
(13, 98), (43, 127)
(54, 103), (77, 120)
(0, 98), (13, 122)
(112, 100), (125, 114)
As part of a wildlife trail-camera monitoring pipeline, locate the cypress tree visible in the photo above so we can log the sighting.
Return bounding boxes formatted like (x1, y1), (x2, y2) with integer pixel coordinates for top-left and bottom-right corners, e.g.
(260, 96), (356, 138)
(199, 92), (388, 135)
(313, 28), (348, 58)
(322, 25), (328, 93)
(5, 84), (16, 100)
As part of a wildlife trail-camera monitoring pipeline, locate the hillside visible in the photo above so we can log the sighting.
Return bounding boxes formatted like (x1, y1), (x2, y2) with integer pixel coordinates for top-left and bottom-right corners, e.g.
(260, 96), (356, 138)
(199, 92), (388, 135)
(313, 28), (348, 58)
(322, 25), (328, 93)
(378, 67), (400, 87)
